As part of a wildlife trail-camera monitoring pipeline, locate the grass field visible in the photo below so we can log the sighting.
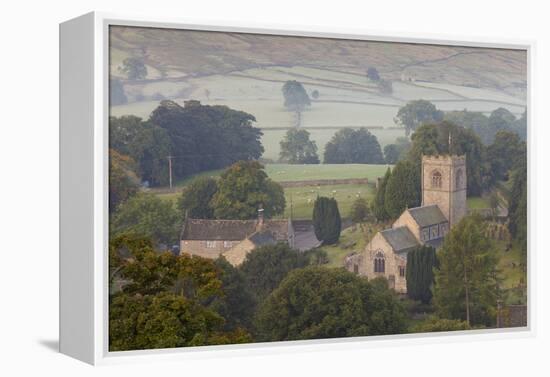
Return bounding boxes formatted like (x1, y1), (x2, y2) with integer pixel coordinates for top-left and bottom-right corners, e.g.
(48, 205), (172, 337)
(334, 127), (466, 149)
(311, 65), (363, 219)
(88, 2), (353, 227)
(281, 184), (375, 220)
(153, 163), (387, 219)
(265, 164), (389, 182)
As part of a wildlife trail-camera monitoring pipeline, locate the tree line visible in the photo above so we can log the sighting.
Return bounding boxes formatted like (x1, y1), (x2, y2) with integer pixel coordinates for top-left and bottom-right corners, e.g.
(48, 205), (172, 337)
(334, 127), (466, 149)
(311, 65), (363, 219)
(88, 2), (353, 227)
(109, 100), (264, 189)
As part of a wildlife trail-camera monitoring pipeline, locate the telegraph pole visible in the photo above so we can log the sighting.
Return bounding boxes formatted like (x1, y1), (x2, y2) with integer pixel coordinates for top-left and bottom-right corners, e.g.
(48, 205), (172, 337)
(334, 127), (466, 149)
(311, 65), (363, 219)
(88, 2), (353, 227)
(167, 155), (173, 189)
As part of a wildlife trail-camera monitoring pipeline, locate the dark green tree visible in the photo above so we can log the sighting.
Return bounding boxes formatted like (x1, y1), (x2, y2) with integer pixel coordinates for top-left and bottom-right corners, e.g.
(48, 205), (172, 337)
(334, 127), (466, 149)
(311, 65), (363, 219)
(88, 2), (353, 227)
(111, 193), (181, 246)
(210, 257), (257, 331)
(254, 268), (407, 341)
(394, 100), (444, 136)
(486, 130), (526, 183)
(508, 156), (527, 252)
(239, 243), (310, 304)
(372, 167), (391, 221)
(109, 115), (171, 186)
(109, 149), (140, 213)
(311, 89), (320, 99)
(119, 57), (147, 80)
(406, 245), (438, 304)
(149, 100), (263, 181)
(323, 128), (385, 164)
(210, 161), (285, 220)
(178, 177), (218, 219)
(488, 107), (516, 134)
(384, 160), (421, 218)
(312, 196), (342, 245)
(433, 215), (501, 326)
(279, 129), (320, 164)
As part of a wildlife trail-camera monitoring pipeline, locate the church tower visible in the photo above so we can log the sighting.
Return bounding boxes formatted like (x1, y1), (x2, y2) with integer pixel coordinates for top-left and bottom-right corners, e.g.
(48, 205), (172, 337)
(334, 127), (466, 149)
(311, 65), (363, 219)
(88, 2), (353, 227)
(421, 154), (467, 227)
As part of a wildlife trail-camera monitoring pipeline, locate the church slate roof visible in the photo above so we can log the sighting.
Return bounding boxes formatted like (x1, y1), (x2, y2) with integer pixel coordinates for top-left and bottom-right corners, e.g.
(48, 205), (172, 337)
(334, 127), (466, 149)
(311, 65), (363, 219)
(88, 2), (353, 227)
(380, 227), (419, 253)
(181, 218), (291, 241)
(407, 205), (447, 228)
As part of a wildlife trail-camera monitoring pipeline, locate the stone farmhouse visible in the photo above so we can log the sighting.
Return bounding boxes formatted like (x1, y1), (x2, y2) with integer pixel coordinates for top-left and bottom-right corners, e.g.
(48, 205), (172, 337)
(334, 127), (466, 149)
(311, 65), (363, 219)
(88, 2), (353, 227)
(346, 154), (467, 293)
(180, 209), (295, 266)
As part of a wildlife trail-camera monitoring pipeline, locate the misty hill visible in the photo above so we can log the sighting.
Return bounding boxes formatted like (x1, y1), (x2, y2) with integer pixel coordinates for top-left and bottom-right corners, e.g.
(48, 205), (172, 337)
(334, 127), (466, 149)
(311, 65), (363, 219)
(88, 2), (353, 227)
(110, 26), (526, 97)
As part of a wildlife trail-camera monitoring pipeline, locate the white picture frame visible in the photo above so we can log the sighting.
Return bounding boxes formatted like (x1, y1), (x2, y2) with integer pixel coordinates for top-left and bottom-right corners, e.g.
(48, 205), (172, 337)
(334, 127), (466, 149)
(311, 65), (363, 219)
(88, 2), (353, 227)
(59, 11), (535, 365)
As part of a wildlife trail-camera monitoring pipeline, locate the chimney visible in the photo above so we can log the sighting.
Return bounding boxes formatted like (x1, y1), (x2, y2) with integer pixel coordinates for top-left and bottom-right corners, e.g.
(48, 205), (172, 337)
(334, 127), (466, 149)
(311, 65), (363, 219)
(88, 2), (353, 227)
(257, 205), (264, 230)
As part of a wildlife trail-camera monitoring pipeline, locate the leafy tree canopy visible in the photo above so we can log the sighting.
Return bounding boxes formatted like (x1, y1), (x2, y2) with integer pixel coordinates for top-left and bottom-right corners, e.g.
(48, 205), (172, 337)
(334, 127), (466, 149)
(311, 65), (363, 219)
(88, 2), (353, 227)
(110, 115), (171, 186)
(210, 160), (285, 220)
(279, 129), (320, 164)
(254, 268), (406, 341)
(178, 176), (218, 219)
(410, 316), (471, 333)
(149, 100), (264, 182)
(395, 100), (444, 136)
(282, 80), (311, 112)
(119, 57), (148, 80)
(109, 149), (140, 213)
(323, 128), (385, 164)
(111, 193), (181, 246)
(210, 257), (257, 331)
(239, 243), (310, 303)
(433, 215), (501, 326)
(486, 130), (526, 183)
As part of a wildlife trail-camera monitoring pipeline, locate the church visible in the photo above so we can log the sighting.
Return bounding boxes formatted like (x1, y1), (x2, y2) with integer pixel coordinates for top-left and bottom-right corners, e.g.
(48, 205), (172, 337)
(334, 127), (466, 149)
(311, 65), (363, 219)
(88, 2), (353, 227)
(345, 154), (467, 293)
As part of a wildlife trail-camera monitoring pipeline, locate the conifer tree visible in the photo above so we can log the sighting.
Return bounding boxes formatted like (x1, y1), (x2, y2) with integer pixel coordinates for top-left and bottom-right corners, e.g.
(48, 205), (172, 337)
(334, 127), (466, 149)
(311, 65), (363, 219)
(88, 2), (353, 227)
(372, 168), (391, 221)
(384, 160), (420, 218)
(406, 245), (438, 304)
(312, 197), (342, 245)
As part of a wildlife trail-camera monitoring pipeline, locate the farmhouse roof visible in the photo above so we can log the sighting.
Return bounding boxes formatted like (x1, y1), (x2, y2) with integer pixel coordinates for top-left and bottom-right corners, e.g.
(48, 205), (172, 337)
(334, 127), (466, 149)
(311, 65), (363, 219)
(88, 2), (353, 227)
(407, 205), (448, 228)
(380, 227), (419, 253)
(181, 218), (291, 241)
(248, 231), (277, 246)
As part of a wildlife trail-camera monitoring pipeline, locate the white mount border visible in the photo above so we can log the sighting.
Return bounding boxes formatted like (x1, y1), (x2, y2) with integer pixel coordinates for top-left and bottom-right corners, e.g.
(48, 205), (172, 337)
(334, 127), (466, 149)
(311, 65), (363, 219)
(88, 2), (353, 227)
(59, 11), (535, 365)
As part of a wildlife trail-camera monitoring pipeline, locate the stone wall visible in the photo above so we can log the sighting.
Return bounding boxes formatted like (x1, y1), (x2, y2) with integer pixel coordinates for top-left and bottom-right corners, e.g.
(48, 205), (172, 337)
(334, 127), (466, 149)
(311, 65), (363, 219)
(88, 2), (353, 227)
(363, 233), (407, 293)
(278, 178), (369, 188)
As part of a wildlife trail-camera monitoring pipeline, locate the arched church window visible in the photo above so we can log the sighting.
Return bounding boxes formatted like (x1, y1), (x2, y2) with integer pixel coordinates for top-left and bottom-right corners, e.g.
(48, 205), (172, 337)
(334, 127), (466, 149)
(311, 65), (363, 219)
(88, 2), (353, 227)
(456, 168), (463, 190)
(431, 170), (442, 188)
(374, 251), (385, 273)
